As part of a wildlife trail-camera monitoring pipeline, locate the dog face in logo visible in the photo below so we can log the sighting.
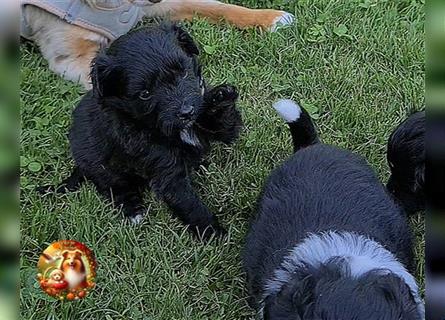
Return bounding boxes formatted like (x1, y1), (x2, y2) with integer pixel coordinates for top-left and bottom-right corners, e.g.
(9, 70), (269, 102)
(61, 250), (87, 289)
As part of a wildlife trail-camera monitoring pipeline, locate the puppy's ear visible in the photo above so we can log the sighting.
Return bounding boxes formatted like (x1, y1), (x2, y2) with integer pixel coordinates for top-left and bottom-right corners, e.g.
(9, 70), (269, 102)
(173, 25), (199, 56)
(289, 273), (316, 316)
(371, 273), (421, 316)
(263, 273), (315, 319)
(263, 295), (284, 320)
(91, 53), (126, 97)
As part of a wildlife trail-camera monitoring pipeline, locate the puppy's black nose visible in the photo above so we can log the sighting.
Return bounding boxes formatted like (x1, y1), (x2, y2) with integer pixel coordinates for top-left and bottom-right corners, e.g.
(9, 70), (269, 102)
(180, 105), (195, 119)
(149, 0), (162, 3)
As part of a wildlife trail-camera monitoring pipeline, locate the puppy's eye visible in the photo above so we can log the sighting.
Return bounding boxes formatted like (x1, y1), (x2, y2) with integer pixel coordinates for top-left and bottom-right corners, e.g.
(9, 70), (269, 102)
(139, 89), (151, 101)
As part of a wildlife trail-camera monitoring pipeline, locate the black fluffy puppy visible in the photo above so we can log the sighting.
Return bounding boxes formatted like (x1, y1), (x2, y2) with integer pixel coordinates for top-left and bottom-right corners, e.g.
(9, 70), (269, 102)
(387, 111), (425, 214)
(40, 25), (242, 239)
(243, 100), (424, 319)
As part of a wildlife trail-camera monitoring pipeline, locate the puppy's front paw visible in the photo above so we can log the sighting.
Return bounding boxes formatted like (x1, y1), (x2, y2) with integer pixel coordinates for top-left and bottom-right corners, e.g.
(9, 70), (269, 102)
(207, 85), (238, 110)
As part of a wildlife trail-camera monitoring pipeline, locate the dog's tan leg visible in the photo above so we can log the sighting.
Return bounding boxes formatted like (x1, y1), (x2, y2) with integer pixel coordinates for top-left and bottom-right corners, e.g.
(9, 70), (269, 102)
(60, 30), (103, 90)
(147, 0), (294, 31)
(22, 6), (105, 90)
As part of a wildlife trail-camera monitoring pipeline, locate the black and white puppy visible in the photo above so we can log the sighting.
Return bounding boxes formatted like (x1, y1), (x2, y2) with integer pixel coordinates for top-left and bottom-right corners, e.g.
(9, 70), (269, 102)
(387, 111), (425, 214)
(39, 24), (242, 239)
(243, 100), (424, 319)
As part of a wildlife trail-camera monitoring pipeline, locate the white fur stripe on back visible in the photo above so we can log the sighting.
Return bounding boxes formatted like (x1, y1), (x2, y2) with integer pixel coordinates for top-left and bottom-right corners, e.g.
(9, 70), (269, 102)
(263, 231), (425, 319)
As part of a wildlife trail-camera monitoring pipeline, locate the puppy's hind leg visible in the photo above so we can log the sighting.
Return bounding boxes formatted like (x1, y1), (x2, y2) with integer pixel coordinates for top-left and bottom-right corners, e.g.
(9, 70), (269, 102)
(110, 188), (146, 224)
(37, 166), (85, 194)
(86, 172), (147, 224)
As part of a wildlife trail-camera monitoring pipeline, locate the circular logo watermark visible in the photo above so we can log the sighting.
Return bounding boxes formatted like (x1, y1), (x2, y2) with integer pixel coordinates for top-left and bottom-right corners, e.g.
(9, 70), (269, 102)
(37, 240), (97, 300)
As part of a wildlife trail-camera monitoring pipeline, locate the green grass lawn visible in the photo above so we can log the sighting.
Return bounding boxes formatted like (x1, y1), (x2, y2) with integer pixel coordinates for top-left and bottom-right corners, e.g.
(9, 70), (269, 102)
(20, 0), (424, 319)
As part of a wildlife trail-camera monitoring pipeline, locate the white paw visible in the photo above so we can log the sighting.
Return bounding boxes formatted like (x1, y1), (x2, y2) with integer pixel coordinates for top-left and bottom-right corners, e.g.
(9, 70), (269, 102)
(130, 214), (144, 225)
(270, 12), (295, 32)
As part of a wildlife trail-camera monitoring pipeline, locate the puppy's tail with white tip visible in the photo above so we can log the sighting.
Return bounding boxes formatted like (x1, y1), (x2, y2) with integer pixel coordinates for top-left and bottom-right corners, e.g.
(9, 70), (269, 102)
(273, 99), (319, 153)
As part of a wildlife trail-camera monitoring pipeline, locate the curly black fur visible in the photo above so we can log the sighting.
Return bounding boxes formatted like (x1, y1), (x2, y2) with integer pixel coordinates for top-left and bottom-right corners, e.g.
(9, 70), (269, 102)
(387, 111), (425, 214)
(39, 24), (242, 239)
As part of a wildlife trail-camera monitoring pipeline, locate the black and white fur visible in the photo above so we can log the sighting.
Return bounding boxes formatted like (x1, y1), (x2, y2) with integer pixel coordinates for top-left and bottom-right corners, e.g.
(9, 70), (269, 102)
(243, 100), (424, 319)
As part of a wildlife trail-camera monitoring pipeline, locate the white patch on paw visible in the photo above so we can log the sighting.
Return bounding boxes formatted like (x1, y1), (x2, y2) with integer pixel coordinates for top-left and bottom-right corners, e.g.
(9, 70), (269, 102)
(273, 99), (302, 123)
(130, 214), (144, 224)
(270, 12), (295, 32)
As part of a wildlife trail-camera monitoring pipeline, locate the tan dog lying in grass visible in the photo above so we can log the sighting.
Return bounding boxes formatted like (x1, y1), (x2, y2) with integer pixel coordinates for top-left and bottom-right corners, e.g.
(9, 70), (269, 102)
(21, 0), (294, 89)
